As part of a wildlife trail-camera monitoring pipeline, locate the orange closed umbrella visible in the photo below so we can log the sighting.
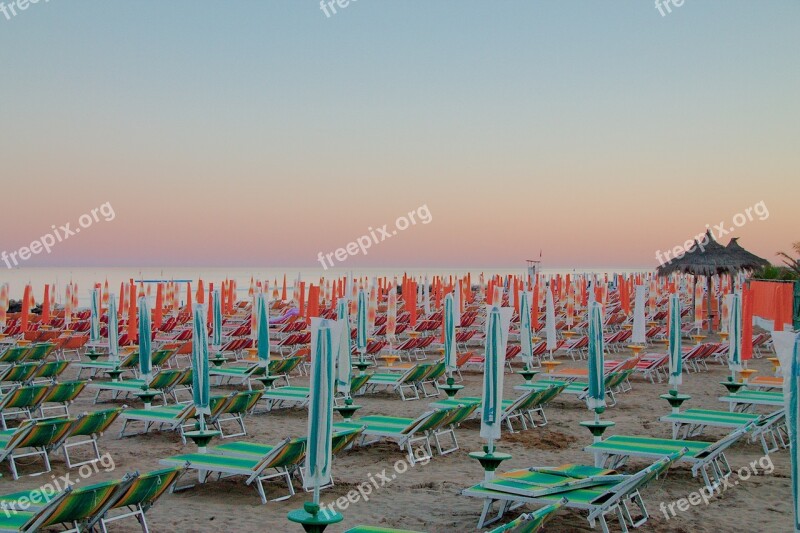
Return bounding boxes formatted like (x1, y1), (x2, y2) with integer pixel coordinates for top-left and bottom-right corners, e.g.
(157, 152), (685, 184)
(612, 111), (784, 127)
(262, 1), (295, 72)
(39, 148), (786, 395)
(21, 284), (32, 333)
(0, 283), (8, 328)
(154, 283), (164, 329)
(128, 283), (138, 342)
(281, 274), (287, 301)
(197, 280), (205, 305)
(41, 285), (51, 324)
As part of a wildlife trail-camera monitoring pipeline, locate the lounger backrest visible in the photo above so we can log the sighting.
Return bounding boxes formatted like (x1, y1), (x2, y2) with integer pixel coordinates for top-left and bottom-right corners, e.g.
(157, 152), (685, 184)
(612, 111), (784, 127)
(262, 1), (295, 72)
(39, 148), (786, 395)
(413, 408), (455, 433)
(225, 390), (263, 414)
(403, 364), (432, 383)
(151, 348), (176, 366)
(423, 361), (446, 381)
(591, 452), (682, 505)
(107, 467), (183, 512)
(258, 437), (306, 471)
(0, 383), (51, 409)
(537, 384), (566, 405)
(36, 474), (136, 530)
(149, 369), (184, 389)
(19, 417), (76, 448)
(514, 388), (549, 412)
(70, 407), (124, 438)
(34, 360), (71, 379)
(487, 498), (566, 533)
(0, 346), (30, 363)
(695, 424), (753, 459)
(25, 342), (57, 362)
(43, 380), (87, 403)
(349, 373), (371, 394)
(1, 361), (40, 382)
(442, 403), (478, 427)
(331, 426), (365, 455)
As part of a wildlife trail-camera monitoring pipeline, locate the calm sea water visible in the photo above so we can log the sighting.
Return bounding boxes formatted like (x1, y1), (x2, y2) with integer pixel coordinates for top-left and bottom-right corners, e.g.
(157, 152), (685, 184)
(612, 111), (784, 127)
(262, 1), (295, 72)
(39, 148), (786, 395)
(2, 266), (650, 305)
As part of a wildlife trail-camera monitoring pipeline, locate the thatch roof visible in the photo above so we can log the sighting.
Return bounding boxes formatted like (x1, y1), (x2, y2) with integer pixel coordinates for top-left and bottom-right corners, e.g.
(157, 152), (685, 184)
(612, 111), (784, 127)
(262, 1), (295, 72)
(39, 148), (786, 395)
(656, 231), (770, 278)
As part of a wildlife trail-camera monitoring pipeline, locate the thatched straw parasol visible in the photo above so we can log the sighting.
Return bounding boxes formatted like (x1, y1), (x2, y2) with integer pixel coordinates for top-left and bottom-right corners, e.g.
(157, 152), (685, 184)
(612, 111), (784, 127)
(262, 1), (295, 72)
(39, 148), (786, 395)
(657, 231), (769, 332)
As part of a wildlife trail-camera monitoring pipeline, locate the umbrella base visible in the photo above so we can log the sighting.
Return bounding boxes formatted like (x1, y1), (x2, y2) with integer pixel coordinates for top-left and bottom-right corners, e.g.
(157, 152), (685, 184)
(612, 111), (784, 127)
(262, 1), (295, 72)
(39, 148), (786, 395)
(720, 380), (746, 394)
(660, 392), (691, 413)
(469, 450), (512, 481)
(517, 370), (539, 384)
(334, 404), (362, 419)
(287, 502), (343, 533)
(184, 430), (221, 453)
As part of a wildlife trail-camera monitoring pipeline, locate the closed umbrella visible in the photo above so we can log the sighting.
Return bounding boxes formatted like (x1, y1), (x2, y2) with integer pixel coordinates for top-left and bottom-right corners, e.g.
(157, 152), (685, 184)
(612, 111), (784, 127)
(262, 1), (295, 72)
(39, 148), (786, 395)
(138, 296), (152, 387)
(519, 290), (535, 371)
(480, 305), (513, 453)
(257, 293), (270, 367)
(356, 289), (367, 359)
(586, 301), (606, 412)
(545, 285), (557, 357)
(90, 288), (101, 343)
(773, 331), (800, 533)
(444, 293), (457, 377)
(0, 283), (7, 329)
(191, 303), (211, 435)
(631, 284), (646, 345)
(304, 317), (343, 500)
(336, 299), (352, 398)
(212, 289), (223, 350)
(668, 294), (682, 389)
(108, 294), (119, 363)
(727, 292), (742, 378)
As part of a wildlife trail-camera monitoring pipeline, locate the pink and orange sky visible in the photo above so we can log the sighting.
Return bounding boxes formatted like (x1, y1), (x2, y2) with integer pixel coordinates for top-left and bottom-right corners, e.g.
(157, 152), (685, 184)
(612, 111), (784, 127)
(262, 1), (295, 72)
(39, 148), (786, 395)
(1, 2), (797, 269)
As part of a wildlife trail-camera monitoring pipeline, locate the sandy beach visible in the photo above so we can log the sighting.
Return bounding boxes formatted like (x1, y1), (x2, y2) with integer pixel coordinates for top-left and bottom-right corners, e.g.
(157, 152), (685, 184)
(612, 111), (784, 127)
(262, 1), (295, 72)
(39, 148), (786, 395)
(3, 334), (790, 532)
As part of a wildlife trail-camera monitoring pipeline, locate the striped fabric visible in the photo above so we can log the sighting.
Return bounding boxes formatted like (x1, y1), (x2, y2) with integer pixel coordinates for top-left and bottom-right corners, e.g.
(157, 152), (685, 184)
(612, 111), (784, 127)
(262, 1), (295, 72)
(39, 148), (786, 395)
(587, 302), (606, 410)
(728, 293), (743, 372)
(90, 288), (101, 342)
(668, 294), (682, 387)
(212, 289), (223, 348)
(192, 303), (211, 418)
(519, 291), (534, 370)
(356, 290), (368, 355)
(336, 299), (352, 396)
(257, 293), (270, 368)
(545, 286), (557, 351)
(444, 293), (457, 374)
(481, 305), (512, 443)
(107, 294), (119, 362)
(138, 296), (152, 386)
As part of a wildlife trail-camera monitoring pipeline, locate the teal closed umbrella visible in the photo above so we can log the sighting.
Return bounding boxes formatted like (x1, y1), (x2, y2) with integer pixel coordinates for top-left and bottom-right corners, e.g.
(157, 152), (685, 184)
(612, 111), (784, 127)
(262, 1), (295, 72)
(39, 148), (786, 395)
(480, 305), (513, 452)
(304, 317), (343, 502)
(212, 289), (222, 349)
(90, 288), (101, 343)
(727, 293), (742, 378)
(356, 290), (367, 359)
(586, 301), (606, 411)
(519, 291), (534, 371)
(257, 293), (270, 368)
(668, 294), (682, 390)
(444, 293), (457, 377)
(775, 331), (800, 533)
(336, 299), (352, 398)
(192, 303), (211, 431)
(107, 294), (119, 363)
(138, 296), (152, 386)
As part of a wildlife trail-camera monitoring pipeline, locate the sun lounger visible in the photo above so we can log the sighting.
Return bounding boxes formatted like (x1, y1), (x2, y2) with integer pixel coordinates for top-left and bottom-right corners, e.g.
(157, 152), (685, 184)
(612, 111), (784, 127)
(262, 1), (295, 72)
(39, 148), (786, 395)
(76, 350), (139, 379)
(119, 402), (198, 443)
(431, 387), (554, 432)
(88, 368), (184, 405)
(160, 436), (307, 503)
(0, 383), (51, 429)
(463, 453), (681, 531)
(259, 385), (311, 410)
(0, 417), (75, 479)
(30, 360), (71, 383)
(210, 389), (262, 437)
(38, 379), (87, 418)
(366, 364), (432, 401)
(584, 425), (751, 491)
(334, 407), (457, 464)
(660, 407), (786, 455)
(53, 407), (124, 467)
(719, 390), (784, 412)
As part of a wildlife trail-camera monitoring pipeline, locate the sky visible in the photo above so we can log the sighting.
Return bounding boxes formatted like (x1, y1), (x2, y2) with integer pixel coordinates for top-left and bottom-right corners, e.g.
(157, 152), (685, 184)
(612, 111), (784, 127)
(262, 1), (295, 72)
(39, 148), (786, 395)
(0, 1), (798, 270)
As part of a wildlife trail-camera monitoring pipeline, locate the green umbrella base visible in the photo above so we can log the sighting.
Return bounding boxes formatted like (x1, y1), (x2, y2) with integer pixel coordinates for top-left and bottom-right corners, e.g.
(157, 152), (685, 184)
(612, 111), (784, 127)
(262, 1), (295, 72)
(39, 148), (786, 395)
(660, 392), (691, 412)
(184, 430), (221, 452)
(334, 404), (362, 419)
(134, 390), (161, 407)
(104, 369), (124, 382)
(85, 351), (103, 361)
(257, 375), (282, 389)
(517, 370), (540, 384)
(210, 357), (228, 367)
(354, 361), (373, 374)
(469, 450), (512, 474)
(579, 420), (616, 440)
(287, 502), (343, 533)
(439, 384), (464, 398)
(720, 381), (747, 394)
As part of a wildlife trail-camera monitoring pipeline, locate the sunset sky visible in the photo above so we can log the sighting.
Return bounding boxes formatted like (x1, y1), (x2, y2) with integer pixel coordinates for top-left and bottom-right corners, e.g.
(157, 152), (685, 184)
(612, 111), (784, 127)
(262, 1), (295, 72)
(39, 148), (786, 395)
(1, 1), (798, 270)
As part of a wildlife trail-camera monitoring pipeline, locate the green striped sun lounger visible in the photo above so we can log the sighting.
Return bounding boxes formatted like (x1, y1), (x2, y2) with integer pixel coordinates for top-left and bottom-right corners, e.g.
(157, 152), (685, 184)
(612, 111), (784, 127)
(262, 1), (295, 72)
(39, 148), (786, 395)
(88, 466), (185, 532)
(366, 364), (432, 401)
(0, 383), (51, 429)
(343, 526), (424, 533)
(463, 453), (681, 532)
(0, 473), (137, 533)
(210, 389), (263, 438)
(31, 360), (71, 383)
(38, 380), (87, 419)
(719, 390), (784, 412)
(584, 425), (752, 492)
(210, 357), (303, 389)
(76, 350), (139, 379)
(259, 385), (311, 411)
(88, 368), (184, 405)
(160, 436), (307, 503)
(0, 417), (75, 479)
(119, 403), (198, 444)
(334, 407), (457, 464)
(661, 408), (787, 454)
(517, 373), (626, 407)
(431, 387), (557, 432)
(53, 407), (124, 468)
(0, 346), (31, 365)
(0, 362), (40, 385)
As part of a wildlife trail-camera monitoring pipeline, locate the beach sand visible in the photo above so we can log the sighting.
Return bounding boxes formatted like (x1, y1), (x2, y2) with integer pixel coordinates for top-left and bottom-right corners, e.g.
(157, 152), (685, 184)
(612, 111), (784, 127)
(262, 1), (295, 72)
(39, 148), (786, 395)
(3, 342), (791, 532)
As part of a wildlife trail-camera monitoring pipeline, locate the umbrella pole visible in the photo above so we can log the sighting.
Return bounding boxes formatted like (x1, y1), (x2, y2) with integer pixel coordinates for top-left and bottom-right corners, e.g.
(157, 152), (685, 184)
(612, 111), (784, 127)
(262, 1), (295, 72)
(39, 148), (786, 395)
(707, 276), (713, 334)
